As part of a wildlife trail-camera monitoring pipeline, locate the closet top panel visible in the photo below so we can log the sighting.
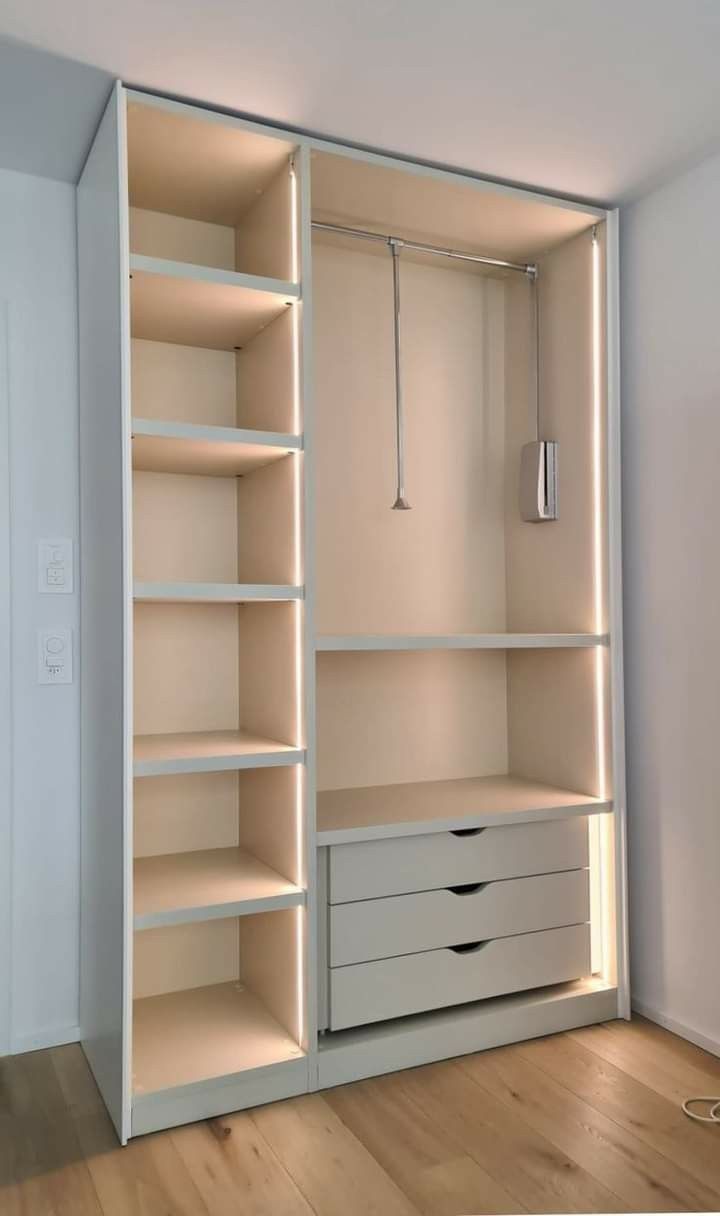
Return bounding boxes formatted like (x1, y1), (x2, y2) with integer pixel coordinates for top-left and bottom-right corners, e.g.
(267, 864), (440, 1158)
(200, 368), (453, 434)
(310, 150), (598, 264)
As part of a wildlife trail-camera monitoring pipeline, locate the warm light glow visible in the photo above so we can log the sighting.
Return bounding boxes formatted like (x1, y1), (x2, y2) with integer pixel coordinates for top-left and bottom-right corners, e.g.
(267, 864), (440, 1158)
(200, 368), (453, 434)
(590, 226), (608, 978)
(290, 152), (305, 1049)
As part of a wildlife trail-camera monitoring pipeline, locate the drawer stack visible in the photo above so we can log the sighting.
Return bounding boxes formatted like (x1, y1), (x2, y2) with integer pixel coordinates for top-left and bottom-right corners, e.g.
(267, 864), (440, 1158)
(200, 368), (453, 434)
(325, 817), (592, 1030)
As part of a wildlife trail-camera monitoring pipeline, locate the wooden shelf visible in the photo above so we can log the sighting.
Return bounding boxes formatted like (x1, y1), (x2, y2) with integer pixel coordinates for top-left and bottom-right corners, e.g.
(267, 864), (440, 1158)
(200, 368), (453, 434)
(316, 633), (608, 651)
(132, 982), (304, 1095)
(132, 418), (301, 477)
(134, 582), (302, 603)
(317, 775), (611, 844)
(129, 255), (299, 350)
(134, 846), (303, 929)
(133, 729), (303, 777)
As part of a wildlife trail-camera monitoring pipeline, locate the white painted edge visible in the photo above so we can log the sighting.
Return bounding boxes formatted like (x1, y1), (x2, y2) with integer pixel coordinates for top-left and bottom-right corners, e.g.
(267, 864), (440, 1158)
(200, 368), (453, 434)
(317, 799), (613, 845)
(133, 582), (303, 603)
(298, 143), (320, 1079)
(131, 1054), (309, 1137)
(0, 304), (12, 1058)
(317, 982), (619, 1089)
(118, 80), (135, 1145)
(315, 633), (609, 652)
(606, 209), (631, 1018)
(133, 887), (305, 930)
(12, 1023), (81, 1054)
(129, 252), (299, 299)
(631, 1000), (720, 1060)
(133, 746), (305, 778)
(122, 88), (605, 221)
(131, 416), (303, 450)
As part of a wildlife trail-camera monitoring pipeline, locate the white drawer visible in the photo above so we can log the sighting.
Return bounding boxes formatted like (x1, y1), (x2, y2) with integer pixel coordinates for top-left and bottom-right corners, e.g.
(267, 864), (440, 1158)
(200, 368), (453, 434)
(329, 868), (589, 966)
(329, 923), (591, 1030)
(328, 816), (589, 903)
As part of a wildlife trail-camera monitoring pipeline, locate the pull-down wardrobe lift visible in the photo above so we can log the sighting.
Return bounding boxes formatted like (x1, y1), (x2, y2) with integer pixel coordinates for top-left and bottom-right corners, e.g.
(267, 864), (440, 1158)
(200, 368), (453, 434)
(78, 83), (627, 1141)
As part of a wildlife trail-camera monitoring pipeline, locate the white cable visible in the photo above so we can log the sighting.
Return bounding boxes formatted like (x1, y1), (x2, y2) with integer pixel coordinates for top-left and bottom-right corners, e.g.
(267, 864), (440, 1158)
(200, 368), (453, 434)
(682, 1096), (720, 1123)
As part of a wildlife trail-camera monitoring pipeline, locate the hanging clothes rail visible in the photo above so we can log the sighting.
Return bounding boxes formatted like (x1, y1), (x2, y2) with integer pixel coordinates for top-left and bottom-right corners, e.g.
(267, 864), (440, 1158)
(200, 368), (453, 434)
(311, 220), (536, 276)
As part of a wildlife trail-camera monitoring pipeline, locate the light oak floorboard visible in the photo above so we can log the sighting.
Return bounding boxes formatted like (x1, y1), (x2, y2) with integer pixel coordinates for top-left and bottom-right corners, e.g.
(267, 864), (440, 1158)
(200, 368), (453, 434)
(325, 1071), (523, 1215)
(520, 1032), (720, 1198)
(0, 1017), (718, 1215)
(461, 1042), (720, 1212)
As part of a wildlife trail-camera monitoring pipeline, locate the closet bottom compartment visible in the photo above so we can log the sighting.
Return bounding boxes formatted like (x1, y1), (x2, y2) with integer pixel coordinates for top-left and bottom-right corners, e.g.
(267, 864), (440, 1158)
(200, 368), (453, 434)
(329, 869), (589, 966)
(328, 922), (591, 1030)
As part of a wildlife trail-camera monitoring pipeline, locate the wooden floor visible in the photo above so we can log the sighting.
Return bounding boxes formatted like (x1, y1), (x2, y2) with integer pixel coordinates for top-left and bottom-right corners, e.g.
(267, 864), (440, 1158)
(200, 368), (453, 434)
(2, 1016), (720, 1214)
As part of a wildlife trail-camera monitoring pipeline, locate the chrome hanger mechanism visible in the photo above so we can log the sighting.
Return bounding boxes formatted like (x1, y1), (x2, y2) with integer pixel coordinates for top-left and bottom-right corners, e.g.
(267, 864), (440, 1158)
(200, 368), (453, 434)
(389, 238), (411, 510)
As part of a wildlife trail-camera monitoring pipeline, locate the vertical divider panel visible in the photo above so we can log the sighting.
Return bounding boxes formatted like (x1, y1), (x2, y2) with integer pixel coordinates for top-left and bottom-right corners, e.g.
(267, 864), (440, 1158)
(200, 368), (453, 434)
(297, 143), (319, 1081)
(77, 81), (132, 1143)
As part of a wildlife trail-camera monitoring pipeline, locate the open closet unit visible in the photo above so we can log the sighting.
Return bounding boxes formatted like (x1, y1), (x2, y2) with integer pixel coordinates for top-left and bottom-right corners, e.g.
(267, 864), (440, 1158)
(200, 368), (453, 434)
(79, 82), (627, 1142)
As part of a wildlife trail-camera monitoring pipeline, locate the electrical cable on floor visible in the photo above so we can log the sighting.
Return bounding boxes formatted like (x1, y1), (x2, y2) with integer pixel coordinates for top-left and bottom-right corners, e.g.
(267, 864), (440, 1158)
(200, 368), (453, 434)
(682, 1097), (720, 1123)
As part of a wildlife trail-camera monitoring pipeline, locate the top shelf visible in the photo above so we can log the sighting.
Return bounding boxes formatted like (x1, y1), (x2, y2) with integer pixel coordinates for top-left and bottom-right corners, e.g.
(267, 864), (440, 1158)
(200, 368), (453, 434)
(129, 255), (298, 350)
(315, 633), (608, 652)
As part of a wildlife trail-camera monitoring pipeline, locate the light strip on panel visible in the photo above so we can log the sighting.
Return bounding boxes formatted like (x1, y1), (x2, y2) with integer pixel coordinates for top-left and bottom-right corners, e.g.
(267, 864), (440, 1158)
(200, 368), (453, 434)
(590, 226), (608, 978)
(290, 154), (305, 1048)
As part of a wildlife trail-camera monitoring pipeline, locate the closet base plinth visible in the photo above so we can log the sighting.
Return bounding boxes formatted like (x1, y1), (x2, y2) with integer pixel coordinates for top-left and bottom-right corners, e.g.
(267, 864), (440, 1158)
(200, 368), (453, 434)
(316, 978), (618, 1090)
(131, 1055), (308, 1137)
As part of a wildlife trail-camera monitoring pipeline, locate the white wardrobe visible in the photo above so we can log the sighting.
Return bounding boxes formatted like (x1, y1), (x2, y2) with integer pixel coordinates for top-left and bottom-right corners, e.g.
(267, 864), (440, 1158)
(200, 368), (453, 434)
(78, 83), (628, 1142)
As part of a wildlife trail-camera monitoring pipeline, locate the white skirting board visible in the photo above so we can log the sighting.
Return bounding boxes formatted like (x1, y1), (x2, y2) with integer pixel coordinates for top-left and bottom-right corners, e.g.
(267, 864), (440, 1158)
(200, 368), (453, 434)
(131, 1055), (309, 1137)
(11, 1023), (81, 1054)
(632, 999), (720, 1059)
(317, 980), (619, 1089)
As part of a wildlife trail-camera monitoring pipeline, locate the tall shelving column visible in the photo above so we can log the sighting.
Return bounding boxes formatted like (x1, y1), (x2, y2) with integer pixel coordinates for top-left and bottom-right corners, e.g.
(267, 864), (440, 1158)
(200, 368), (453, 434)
(122, 93), (311, 1136)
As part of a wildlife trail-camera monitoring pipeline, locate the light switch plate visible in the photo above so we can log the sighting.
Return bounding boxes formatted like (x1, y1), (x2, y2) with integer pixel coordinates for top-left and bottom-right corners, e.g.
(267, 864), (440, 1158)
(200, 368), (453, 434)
(37, 628), (73, 685)
(38, 538), (73, 594)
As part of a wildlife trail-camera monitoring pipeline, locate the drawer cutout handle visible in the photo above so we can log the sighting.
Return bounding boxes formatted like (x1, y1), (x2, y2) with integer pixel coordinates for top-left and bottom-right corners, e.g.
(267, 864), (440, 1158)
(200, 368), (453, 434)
(447, 882), (487, 896)
(450, 827), (486, 838)
(449, 940), (489, 955)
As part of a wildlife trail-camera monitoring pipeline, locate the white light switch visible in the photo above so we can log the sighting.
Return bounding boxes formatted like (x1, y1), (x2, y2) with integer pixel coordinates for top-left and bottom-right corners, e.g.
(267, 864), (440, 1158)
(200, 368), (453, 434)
(38, 538), (73, 594)
(38, 628), (73, 684)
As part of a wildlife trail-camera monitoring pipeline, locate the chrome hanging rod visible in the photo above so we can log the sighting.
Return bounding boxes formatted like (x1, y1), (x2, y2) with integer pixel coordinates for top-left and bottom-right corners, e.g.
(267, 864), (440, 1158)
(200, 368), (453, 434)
(311, 220), (536, 276)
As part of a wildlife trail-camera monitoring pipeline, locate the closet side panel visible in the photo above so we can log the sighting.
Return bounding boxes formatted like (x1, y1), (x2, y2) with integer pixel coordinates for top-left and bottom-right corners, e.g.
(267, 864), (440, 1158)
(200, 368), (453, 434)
(504, 230), (597, 633)
(77, 82), (132, 1143)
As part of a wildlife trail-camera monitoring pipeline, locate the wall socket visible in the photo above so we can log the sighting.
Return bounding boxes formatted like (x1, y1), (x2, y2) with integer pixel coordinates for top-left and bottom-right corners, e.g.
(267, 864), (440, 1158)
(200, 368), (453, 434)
(38, 538), (73, 594)
(37, 628), (73, 685)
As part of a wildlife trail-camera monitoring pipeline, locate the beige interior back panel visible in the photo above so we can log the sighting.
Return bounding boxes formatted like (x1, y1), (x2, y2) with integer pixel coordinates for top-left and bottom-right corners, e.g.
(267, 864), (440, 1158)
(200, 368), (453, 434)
(130, 208), (237, 271)
(127, 100), (294, 227)
(311, 150), (597, 261)
(132, 338), (238, 427)
(134, 919), (240, 999)
(133, 470), (239, 583)
(134, 603), (240, 736)
(134, 772), (240, 859)
(317, 650), (508, 790)
(313, 240), (507, 634)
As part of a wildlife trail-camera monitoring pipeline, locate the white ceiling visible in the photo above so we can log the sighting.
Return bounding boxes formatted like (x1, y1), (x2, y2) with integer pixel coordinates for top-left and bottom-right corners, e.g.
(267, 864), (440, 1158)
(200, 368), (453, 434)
(3, 1), (720, 202)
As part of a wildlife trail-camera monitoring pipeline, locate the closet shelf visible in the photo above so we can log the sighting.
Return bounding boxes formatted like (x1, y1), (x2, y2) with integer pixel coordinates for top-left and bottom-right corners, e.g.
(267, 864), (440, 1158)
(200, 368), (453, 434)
(132, 982), (304, 1096)
(133, 729), (303, 777)
(315, 633), (608, 651)
(317, 775), (611, 844)
(131, 418), (301, 477)
(129, 254), (299, 350)
(134, 846), (304, 929)
(133, 582), (302, 603)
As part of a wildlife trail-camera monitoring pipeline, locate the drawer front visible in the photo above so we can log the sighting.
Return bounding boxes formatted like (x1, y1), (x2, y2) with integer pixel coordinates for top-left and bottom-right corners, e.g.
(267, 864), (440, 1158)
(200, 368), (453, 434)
(329, 868), (589, 966)
(329, 923), (591, 1030)
(328, 816), (589, 903)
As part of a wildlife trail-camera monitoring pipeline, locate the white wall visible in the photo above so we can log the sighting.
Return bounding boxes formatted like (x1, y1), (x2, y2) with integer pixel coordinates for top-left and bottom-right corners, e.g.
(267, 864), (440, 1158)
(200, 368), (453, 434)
(0, 167), (81, 1053)
(622, 152), (720, 1055)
